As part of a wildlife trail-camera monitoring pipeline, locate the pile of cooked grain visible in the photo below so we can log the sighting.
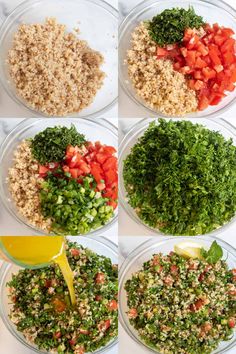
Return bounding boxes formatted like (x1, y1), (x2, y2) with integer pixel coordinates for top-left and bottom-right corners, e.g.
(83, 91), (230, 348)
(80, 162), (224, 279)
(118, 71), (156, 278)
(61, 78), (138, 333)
(126, 22), (198, 116)
(8, 140), (51, 231)
(8, 18), (105, 117)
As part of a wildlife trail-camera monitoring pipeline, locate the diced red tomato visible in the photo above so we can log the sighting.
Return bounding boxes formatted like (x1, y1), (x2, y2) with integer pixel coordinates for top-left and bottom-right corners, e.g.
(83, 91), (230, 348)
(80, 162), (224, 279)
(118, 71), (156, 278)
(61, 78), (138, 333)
(103, 156), (117, 172)
(69, 168), (79, 179)
(39, 165), (49, 175)
(170, 265), (179, 275)
(108, 300), (118, 311)
(156, 46), (169, 58)
(54, 331), (62, 339)
(128, 308), (138, 319)
(97, 182), (106, 191)
(105, 170), (118, 185)
(52, 297), (67, 313)
(95, 272), (106, 284)
(107, 200), (117, 209)
(98, 320), (111, 332)
(228, 318), (235, 328)
(70, 248), (80, 257)
(69, 339), (77, 346)
(96, 153), (110, 164)
(79, 161), (90, 174)
(198, 96), (209, 111)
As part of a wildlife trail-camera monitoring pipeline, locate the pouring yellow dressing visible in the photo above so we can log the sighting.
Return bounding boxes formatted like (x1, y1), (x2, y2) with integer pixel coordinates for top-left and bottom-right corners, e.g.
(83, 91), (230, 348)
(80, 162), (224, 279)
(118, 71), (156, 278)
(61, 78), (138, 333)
(0, 236), (76, 305)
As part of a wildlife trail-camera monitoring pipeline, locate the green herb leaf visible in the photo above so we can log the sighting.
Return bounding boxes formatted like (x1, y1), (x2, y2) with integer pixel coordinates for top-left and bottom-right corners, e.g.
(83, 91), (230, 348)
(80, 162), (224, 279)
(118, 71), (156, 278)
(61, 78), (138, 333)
(200, 241), (223, 264)
(148, 7), (205, 46)
(31, 125), (86, 164)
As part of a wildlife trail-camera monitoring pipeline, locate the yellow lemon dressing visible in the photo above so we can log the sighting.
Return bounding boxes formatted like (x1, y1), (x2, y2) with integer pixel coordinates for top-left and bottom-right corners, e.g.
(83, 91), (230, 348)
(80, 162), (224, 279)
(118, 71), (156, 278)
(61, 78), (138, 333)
(0, 236), (76, 305)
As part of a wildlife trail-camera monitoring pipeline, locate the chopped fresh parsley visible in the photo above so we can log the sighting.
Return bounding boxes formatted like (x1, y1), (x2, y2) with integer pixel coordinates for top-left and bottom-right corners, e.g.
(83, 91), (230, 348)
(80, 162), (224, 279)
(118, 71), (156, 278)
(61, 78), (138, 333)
(31, 125), (86, 164)
(148, 7), (205, 46)
(123, 119), (236, 236)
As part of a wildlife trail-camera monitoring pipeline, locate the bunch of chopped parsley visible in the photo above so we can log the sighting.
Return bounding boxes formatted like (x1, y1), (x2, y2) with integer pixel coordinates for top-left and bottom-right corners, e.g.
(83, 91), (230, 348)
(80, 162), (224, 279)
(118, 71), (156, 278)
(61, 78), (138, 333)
(7, 241), (118, 354)
(123, 119), (236, 236)
(148, 7), (205, 46)
(31, 125), (86, 164)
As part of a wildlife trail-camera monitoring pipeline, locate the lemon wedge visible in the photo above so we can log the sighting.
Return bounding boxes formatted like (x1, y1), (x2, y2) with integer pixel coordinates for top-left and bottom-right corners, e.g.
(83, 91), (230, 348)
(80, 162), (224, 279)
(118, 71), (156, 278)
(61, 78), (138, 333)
(174, 241), (206, 259)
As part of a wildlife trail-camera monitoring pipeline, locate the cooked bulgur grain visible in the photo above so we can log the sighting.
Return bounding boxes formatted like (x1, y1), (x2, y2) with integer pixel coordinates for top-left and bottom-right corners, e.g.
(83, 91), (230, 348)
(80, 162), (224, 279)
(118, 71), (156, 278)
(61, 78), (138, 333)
(8, 18), (105, 117)
(126, 22), (198, 116)
(8, 140), (51, 231)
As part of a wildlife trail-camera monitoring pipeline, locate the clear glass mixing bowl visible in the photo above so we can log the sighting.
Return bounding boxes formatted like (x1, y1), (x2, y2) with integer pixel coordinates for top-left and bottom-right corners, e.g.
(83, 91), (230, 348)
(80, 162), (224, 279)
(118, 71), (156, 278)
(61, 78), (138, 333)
(119, 235), (236, 354)
(119, 117), (236, 236)
(0, 235), (118, 354)
(0, 0), (118, 118)
(119, 0), (236, 118)
(0, 118), (118, 236)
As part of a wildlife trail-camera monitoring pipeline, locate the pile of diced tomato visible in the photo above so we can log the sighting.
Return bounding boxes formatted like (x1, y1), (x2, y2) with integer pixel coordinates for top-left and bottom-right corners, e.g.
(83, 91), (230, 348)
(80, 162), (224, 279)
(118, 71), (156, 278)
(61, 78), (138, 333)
(38, 141), (118, 210)
(156, 23), (236, 110)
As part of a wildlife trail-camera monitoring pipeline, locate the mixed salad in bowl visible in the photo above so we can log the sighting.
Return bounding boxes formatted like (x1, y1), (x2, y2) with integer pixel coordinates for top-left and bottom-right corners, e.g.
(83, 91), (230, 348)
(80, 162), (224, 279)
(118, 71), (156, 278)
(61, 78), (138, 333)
(123, 239), (236, 354)
(2, 239), (118, 354)
(7, 124), (118, 235)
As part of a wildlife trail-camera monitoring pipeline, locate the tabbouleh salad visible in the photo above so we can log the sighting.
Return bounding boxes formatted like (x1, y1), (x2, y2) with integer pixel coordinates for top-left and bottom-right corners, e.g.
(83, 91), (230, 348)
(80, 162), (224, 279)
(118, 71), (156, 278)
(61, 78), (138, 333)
(8, 125), (118, 235)
(7, 241), (118, 354)
(125, 242), (236, 354)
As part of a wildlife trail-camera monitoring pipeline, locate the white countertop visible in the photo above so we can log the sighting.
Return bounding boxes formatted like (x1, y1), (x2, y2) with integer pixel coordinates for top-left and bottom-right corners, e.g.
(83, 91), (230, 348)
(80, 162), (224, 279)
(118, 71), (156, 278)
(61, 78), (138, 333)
(0, 0), (118, 119)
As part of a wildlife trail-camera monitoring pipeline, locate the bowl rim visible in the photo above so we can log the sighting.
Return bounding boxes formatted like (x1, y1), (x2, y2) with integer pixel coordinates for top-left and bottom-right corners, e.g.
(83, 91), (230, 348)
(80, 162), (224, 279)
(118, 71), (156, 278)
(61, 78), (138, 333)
(0, 235), (118, 354)
(119, 234), (236, 354)
(119, 0), (236, 118)
(0, 0), (118, 118)
(118, 117), (236, 236)
(0, 117), (118, 236)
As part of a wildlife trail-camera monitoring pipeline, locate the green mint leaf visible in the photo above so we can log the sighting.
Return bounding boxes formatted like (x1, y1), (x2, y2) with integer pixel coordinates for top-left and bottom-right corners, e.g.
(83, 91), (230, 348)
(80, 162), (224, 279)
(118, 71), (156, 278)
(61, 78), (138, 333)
(201, 241), (223, 264)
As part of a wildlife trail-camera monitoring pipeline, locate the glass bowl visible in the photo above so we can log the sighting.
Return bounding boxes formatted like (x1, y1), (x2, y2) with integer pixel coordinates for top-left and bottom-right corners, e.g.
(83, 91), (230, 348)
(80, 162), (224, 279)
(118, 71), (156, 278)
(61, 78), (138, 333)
(119, 235), (236, 354)
(119, 117), (236, 236)
(0, 0), (118, 118)
(0, 117), (118, 236)
(119, 0), (236, 118)
(0, 235), (118, 354)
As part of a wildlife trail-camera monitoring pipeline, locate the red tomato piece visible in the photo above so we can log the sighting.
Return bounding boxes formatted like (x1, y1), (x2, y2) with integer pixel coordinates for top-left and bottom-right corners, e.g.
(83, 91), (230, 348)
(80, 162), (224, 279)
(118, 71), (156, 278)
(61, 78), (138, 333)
(39, 165), (49, 175)
(108, 300), (118, 311)
(194, 80), (205, 90)
(202, 67), (216, 80)
(70, 248), (80, 257)
(96, 153), (110, 165)
(103, 146), (117, 155)
(198, 96), (209, 111)
(95, 272), (105, 284)
(79, 161), (90, 174)
(69, 168), (79, 179)
(156, 46), (169, 58)
(98, 320), (111, 332)
(221, 38), (235, 53)
(97, 182), (106, 191)
(209, 45), (222, 65)
(105, 170), (118, 185)
(195, 57), (208, 69)
(185, 50), (196, 66)
(228, 318), (235, 328)
(128, 308), (138, 319)
(103, 156), (118, 172)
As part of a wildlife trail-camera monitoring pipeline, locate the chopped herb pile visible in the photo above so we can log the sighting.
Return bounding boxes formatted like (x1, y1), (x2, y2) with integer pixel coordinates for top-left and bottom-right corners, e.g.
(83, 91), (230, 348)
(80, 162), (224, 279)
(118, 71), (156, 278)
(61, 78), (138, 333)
(123, 119), (236, 236)
(7, 241), (118, 354)
(31, 125), (86, 164)
(148, 7), (205, 46)
(125, 245), (236, 354)
(40, 174), (114, 235)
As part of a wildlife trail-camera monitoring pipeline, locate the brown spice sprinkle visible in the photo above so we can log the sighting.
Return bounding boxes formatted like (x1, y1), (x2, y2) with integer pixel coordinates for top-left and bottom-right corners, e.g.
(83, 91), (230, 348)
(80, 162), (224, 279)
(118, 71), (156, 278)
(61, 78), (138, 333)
(8, 18), (105, 117)
(8, 140), (51, 232)
(126, 22), (198, 116)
